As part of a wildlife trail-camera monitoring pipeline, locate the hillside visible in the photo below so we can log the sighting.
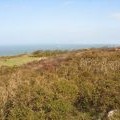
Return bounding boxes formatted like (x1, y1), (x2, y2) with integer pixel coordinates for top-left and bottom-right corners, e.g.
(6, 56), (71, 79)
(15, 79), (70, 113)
(0, 48), (120, 120)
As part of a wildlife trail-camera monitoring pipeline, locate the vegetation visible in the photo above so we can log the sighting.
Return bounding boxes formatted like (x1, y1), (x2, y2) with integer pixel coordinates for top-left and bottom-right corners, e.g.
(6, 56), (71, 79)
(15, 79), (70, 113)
(0, 54), (40, 67)
(0, 50), (68, 67)
(0, 48), (120, 120)
(31, 50), (68, 57)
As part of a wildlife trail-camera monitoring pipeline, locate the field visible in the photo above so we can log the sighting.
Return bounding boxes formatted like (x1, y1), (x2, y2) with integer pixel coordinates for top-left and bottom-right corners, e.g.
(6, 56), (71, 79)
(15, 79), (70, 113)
(0, 50), (66, 67)
(0, 54), (40, 67)
(0, 48), (120, 120)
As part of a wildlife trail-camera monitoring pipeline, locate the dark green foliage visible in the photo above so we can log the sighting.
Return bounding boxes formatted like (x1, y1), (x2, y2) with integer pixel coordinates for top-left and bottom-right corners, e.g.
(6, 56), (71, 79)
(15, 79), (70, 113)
(32, 50), (67, 57)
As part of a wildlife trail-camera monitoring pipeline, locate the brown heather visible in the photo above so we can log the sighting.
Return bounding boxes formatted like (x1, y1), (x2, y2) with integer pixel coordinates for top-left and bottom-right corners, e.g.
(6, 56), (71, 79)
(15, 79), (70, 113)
(0, 48), (120, 120)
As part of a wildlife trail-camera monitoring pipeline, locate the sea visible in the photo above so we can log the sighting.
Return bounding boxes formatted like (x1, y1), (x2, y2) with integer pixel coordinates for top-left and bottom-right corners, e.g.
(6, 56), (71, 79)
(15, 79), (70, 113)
(0, 44), (119, 56)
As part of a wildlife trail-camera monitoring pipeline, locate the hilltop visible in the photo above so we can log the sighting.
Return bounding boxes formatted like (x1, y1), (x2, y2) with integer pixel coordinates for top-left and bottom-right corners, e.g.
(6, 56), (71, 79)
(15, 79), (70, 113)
(0, 48), (120, 120)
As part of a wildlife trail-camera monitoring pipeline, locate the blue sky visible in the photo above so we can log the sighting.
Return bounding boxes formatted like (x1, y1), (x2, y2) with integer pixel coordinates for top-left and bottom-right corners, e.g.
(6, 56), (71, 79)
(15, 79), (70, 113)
(0, 0), (120, 45)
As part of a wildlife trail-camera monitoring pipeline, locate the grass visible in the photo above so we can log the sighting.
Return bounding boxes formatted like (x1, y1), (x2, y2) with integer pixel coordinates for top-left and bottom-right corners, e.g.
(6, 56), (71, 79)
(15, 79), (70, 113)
(0, 54), (40, 67)
(0, 50), (67, 67)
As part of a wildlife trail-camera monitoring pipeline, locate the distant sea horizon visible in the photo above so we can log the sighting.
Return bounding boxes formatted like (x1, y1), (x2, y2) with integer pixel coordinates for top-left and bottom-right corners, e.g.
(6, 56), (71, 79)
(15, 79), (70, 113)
(0, 44), (119, 56)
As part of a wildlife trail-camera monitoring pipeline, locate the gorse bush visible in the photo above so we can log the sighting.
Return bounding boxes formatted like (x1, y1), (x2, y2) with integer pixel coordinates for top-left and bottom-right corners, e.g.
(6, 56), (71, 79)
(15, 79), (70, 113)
(32, 50), (67, 57)
(0, 48), (120, 120)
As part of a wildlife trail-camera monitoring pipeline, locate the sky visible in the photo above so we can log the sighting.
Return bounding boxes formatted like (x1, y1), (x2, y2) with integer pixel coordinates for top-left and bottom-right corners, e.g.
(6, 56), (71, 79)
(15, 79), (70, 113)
(0, 0), (120, 45)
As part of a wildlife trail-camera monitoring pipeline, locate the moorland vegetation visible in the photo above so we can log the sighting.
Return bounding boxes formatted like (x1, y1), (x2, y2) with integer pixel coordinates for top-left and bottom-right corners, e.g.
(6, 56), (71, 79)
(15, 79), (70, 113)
(0, 48), (120, 120)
